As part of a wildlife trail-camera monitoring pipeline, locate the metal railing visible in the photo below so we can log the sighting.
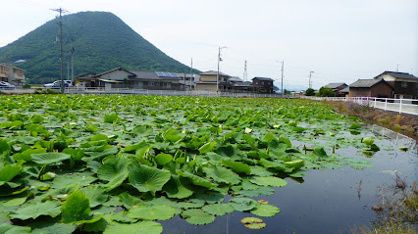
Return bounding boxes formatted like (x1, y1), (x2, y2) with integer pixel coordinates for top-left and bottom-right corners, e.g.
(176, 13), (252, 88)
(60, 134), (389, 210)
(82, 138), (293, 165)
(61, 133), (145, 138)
(302, 96), (418, 115)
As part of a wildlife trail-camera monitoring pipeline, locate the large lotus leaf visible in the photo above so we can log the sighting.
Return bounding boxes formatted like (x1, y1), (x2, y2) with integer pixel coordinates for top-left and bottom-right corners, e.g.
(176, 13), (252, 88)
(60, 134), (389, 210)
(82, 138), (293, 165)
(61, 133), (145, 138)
(0, 164), (22, 184)
(128, 164), (171, 194)
(177, 171), (216, 189)
(10, 201), (61, 220)
(80, 187), (108, 208)
(61, 190), (91, 223)
(118, 192), (142, 209)
(163, 175), (194, 199)
(222, 160), (251, 175)
(203, 165), (241, 185)
(155, 153), (173, 166)
(230, 197), (257, 211)
(31, 153), (71, 164)
(104, 221), (162, 234)
(250, 176), (287, 187)
(97, 156), (129, 191)
(31, 223), (76, 234)
(202, 203), (234, 216)
(0, 139), (11, 156)
(3, 197), (27, 207)
(199, 141), (217, 154)
(127, 205), (176, 220)
(163, 128), (184, 142)
(181, 209), (215, 225)
(0, 223), (31, 234)
(250, 203), (280, 217)
(52, 173), (97, 189)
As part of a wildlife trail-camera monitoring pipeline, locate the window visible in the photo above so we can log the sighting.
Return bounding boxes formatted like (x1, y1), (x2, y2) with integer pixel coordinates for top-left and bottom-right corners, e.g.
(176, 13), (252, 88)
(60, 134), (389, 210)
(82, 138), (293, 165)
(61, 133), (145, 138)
(401, 82), (408, 88)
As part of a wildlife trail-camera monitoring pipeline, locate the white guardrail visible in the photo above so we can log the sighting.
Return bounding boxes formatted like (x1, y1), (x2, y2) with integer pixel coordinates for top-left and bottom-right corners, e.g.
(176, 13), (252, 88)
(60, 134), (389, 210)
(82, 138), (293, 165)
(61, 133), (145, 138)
(303, 96), (418, 116)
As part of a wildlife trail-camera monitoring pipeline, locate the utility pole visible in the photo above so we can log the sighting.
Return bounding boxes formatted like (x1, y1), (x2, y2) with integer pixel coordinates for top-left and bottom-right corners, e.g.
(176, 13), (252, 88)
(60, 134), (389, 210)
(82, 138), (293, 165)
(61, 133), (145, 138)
(243, 60), (248, 81)
(280, 61), (284, 97)
(217, 46), (227, 93)
(70, 47), (75, 83)
(189, 58), (193, 91)
(309, 71), (314, 89)
(51, 8), (67, 94)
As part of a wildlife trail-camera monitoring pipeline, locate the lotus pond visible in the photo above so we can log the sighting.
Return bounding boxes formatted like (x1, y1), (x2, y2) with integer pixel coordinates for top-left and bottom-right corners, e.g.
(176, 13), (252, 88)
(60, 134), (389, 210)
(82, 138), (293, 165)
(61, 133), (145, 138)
(0, 95), (416, 234)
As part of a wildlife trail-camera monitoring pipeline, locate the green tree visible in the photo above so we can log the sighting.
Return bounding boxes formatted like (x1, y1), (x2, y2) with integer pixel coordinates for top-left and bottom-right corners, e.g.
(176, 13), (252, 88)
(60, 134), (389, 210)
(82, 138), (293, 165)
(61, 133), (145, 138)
(317, 87), (336, 97)
(305, 88), (315, 96)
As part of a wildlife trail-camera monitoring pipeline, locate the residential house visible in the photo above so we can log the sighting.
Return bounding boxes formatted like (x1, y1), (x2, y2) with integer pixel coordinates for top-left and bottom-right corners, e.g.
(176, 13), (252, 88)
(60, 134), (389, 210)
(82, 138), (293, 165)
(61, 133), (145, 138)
(0, 64), (26, 85)
(75, 67), (194, 90)
(374, 71), (418, 99)
(349, 78), (393, 98)
(195, 70), (230, 92)
(252, 77), (274, 93)
(324, 83), (348, 97)
(222, 76), (252, 92)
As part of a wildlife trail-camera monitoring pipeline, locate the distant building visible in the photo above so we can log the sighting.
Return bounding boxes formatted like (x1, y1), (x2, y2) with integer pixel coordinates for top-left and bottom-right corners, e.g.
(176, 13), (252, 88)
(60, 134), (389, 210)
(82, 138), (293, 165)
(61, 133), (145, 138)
(195, 70), (230, 92)
(0, 64), (25, 85)
(349, 78), (393, 98)
(373, 71), (418, 99)
(75, 67), (195, 90)
(252, 77), (274, 93)
(324, 82), (348, 97)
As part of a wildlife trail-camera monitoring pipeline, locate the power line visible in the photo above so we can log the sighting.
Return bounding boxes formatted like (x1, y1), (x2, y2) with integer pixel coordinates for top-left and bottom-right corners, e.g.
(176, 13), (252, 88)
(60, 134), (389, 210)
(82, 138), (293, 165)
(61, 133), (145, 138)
(280, 61), (284, 97)
(217, 46), (227, 93)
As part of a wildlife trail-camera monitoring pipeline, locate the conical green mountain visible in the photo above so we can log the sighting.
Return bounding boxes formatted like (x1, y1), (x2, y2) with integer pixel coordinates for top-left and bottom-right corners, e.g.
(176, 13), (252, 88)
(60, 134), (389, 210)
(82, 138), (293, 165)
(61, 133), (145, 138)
(0, 11), (193, 83)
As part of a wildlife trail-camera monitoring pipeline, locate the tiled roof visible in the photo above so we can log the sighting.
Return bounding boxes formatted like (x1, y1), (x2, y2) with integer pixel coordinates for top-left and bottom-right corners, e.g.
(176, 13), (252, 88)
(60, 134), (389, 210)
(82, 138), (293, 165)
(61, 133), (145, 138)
(325, 83), (347, 89)
(375, 71), (418, 80)
(252, 77), (274, 81)
(350, 78), (384, 88)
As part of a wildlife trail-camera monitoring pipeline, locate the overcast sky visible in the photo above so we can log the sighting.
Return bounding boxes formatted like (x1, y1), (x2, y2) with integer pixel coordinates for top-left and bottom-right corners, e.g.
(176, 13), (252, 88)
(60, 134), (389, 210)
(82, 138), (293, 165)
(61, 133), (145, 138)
(1, 0), (417, 89)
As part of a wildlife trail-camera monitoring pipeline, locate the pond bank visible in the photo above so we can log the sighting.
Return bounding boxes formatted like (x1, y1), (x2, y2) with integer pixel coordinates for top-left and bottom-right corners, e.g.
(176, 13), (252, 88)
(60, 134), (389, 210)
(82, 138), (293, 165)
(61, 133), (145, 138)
(326, 101), (418, 142)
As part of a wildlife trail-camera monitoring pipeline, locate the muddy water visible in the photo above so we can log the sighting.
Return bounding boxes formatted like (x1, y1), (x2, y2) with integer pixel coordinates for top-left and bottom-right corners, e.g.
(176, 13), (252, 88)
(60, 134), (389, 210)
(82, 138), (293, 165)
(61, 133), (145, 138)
(162, 130), (417, 234)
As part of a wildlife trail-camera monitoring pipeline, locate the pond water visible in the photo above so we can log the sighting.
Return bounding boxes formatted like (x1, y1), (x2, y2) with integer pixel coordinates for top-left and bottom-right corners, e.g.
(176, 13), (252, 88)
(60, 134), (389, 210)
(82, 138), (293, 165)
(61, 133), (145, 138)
(162, 128), (418, 234)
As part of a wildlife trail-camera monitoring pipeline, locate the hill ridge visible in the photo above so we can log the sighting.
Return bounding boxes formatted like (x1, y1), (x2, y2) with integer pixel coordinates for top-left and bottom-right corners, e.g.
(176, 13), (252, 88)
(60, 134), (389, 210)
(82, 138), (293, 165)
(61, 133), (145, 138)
(0, 11), (194, 83)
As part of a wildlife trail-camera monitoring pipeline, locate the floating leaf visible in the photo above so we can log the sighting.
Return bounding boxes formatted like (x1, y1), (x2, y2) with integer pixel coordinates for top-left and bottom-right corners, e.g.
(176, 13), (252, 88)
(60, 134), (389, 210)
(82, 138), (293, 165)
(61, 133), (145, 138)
(181, 209), (215, 225)
(127, 205), (176, 221)
(81, 187), (108, 208)
(250, 176), (287, 187)
(10, 201), (61, 220)
(31, 153), (71, 164)
(202, 203), (234, 216)
(104, 221), (162, 234)
(250, 203), (280, 217)
(129, 164), (171, 194)
(32, 223), (76, 234)
(241, 217), (266, 230)
(230, 197), (257, 211)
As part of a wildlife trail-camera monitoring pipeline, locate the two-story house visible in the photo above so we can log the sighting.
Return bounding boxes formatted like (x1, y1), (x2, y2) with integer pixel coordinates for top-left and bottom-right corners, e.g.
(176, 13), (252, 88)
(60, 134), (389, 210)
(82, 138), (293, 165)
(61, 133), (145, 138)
(252, 77), (274, 93)
(0, 64), (26, 85)
(195, 70), (230, 92)
(374, 71), (418, 99)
